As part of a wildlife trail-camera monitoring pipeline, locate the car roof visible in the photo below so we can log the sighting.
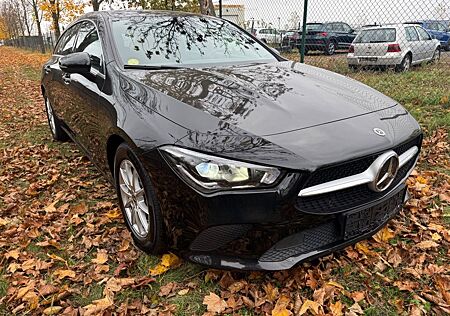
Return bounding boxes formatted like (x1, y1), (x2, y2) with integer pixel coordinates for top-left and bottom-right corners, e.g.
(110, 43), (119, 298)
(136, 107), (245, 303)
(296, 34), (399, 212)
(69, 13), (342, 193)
(361, 23), (418, 30)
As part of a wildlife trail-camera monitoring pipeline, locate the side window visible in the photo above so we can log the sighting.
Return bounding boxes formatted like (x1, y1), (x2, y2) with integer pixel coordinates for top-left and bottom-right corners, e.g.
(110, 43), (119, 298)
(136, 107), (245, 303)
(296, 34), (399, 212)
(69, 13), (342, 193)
(405, 27), (419, 41)
(437, 23), (446, 32)
(54, 26), (79, 55)
(74, 21), (104, 73)
(324, 24), (333, 31)
(334, 24), (345, 32)
(342, 24), (352, 32)
(416, 27), (431, 40)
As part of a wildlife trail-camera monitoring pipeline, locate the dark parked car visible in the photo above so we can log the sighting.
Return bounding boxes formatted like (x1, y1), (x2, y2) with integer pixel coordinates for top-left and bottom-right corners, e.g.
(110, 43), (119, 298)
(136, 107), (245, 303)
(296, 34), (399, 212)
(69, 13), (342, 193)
(407, 21), (450, 50)
(281, 30), (301, 51)
(301, 22), (357, 55)
(41, 10), (422, 271)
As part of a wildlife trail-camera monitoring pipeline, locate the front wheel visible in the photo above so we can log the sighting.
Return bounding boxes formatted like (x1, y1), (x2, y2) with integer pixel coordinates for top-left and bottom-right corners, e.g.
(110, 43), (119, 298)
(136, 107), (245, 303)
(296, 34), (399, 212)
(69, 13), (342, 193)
(325, 41), (336, 55)
(395, 54), (412, 72)
(114, 143), (166, 254)
(44, 97), (69, 141)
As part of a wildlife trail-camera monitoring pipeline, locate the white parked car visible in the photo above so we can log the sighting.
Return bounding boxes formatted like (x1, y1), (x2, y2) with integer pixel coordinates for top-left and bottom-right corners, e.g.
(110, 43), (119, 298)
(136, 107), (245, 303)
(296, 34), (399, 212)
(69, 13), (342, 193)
(254, 28), (281, 44)
(347, 24), (441, 71)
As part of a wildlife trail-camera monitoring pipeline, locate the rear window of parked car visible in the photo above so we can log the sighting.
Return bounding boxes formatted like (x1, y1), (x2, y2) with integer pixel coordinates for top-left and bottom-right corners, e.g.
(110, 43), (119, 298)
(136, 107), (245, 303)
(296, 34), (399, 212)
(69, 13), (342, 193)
(354, 28), (396, 43)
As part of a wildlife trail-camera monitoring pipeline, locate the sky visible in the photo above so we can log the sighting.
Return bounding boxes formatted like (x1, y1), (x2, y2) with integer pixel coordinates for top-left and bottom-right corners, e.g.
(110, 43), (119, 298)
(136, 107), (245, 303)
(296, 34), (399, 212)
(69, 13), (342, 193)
(216, 0), (450, 29)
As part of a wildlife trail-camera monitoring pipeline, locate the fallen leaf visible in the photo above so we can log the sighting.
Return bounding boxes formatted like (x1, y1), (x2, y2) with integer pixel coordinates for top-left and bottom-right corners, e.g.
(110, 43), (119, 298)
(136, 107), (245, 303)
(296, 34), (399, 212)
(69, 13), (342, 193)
(299, 299), (320, 315)
(149, 253), (180, 276)
(91, 250), (108, 264)
(272, 294), (292, 316)
(330, 301), (343, 316)
(53, 269), (76, 279)
(373, 226), (395, 243)
(43, 306), (63, 315)
(203, 292), (228, 314)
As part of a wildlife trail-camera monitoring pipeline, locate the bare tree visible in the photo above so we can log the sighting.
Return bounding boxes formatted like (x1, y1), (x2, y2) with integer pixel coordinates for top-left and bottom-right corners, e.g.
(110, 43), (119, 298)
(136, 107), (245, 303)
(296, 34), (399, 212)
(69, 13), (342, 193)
(198, 0), (215, 16)
(28, 0), (45, 53)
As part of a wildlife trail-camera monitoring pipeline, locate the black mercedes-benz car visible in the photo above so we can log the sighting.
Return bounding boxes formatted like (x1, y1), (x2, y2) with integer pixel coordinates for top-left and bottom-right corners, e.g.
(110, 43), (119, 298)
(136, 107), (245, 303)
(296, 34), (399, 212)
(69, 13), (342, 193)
(41, 10), (422, 271)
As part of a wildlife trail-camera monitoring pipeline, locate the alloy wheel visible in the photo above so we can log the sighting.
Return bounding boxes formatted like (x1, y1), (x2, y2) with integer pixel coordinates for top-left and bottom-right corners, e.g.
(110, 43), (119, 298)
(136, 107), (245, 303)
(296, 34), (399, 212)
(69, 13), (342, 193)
(403, 56), (411, 72)
(328, 42), (335, 54)
(45, 99), (56, 136)
(118, 159), (150, 238)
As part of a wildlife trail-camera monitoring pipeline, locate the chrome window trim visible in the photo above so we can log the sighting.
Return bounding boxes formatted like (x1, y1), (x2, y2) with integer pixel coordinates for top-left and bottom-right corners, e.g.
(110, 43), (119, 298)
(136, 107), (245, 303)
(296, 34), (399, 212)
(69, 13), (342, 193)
(298, 146), (419, 197)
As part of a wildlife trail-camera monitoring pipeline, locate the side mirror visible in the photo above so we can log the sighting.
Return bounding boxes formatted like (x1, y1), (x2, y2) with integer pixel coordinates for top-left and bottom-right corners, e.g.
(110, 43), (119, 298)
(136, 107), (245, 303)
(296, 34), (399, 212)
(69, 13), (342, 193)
(59, 52), (91, 74)
(349, 29), (355, 34)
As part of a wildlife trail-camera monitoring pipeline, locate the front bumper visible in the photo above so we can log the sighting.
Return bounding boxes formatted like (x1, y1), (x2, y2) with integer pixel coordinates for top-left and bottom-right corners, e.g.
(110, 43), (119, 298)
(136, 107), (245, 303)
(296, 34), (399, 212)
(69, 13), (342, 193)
(185, 184), (407, 270)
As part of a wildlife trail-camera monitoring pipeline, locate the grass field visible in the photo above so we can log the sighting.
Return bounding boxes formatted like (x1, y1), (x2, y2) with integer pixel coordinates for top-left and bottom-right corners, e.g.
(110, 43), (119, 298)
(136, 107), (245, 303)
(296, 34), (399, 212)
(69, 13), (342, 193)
(0, 46), (448, 315)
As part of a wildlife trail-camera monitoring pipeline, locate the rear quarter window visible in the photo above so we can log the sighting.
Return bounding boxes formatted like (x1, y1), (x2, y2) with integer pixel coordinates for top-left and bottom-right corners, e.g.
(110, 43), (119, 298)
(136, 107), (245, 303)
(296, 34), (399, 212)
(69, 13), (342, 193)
(355, 28), (396, 43)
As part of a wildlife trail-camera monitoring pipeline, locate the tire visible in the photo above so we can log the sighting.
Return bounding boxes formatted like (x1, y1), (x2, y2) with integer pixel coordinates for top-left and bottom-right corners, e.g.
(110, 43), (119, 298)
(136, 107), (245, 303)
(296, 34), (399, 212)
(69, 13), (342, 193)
(445, 41), (450, 51)
(44, 96), (69, 141)
(395, 54), (412, 72)
(431, 47), (441, 63)
(325, 41), (336, 55)
(114, 143), (166, 254)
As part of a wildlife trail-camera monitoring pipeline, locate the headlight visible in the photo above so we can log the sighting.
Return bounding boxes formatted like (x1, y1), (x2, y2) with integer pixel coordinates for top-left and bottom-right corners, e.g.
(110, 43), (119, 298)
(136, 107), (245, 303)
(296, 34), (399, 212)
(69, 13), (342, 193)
(159, 146), (282, 191)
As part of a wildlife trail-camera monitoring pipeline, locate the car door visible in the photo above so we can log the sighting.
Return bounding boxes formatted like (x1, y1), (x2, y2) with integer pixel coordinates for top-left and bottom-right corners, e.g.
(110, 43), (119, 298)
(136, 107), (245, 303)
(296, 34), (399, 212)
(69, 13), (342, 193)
(341, 23), (355, 48)
(404, 26), (421, 63)
(47, 24), (80, 128)
(63, 20), (106, 160)
(332, 23), (346, 48)
(416, 26), (435, 61)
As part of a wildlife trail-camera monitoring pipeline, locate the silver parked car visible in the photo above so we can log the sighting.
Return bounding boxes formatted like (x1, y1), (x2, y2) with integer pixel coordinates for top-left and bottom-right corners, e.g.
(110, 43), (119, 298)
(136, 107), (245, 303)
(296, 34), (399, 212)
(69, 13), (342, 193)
(347, 24), (441, 71)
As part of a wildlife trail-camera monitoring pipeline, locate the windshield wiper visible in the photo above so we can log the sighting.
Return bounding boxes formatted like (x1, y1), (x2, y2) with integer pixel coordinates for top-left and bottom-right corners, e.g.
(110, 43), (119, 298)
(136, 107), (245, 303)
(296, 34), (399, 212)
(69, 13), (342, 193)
(124, 64), (185, 70)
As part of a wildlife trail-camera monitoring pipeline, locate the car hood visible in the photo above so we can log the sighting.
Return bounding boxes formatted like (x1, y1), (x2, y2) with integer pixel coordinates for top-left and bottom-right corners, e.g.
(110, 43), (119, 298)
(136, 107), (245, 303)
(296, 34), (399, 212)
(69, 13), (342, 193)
(125, 61), (398, 136)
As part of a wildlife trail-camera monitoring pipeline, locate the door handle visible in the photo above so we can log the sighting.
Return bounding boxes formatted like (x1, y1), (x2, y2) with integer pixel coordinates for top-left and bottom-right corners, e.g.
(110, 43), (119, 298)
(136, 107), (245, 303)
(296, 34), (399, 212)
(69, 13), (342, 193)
(44, 65), (51, 74)
(62, 73), (71, 84)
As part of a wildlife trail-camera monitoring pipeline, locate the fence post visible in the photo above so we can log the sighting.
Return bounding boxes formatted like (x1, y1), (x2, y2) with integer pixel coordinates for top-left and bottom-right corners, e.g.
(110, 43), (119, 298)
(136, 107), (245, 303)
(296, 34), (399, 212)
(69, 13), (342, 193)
(300, 0), (308, 63)
(219, 0), (222, 18)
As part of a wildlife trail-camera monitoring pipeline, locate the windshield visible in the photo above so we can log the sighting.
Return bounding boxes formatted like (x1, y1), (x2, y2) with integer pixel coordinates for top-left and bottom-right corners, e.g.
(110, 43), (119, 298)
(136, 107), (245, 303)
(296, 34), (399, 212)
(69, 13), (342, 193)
(111, 14), (277, 67)
(306, 24), (323, 31)
(355, 28), (396, 43)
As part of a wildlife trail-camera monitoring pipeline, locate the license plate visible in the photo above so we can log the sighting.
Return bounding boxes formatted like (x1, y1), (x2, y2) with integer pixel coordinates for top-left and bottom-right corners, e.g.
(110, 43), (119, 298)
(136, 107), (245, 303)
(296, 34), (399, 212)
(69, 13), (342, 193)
(359, 57), (378, 62)
(342, 189), (406, 240)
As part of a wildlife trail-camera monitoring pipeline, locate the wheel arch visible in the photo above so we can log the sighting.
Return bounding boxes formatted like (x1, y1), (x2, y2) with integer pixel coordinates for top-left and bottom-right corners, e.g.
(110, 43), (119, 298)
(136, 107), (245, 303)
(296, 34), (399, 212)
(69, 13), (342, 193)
(106, 134), (126, 176)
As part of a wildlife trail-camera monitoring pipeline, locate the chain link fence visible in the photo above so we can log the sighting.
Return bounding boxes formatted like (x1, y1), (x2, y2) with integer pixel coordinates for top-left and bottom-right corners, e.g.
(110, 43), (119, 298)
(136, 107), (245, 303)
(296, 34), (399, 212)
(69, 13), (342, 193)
(219, 0), (450, 71)
(3, 32), (56, 53)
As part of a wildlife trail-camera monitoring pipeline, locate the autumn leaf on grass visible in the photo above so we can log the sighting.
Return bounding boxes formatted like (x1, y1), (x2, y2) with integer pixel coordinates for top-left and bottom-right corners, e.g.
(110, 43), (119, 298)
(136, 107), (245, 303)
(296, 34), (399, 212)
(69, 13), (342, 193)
(203, 292), (228, 314)
(53, 269), (76, 280)
(104, 277), (135, 298)
(373, 226), (395, 243)
(83, 296), (114, 316)
(329, 301), (343, 316)
(105, 209), (121, 219)
(0, 217), (10, 226)
(4, 249), (20, 260)
(299, 299), (320, 315)
(149, 253), (181, 276)
(91, 249), (108, 264)
(43, 306), (63, 315)
(415, 240), (439, 249)
(272, 294), (292, 316)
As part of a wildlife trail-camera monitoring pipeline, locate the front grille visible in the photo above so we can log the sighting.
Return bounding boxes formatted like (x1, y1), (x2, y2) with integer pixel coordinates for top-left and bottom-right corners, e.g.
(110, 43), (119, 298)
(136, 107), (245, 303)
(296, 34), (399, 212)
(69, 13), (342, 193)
(296, 135), (421, 215)
(303, 135), (422, 188)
